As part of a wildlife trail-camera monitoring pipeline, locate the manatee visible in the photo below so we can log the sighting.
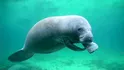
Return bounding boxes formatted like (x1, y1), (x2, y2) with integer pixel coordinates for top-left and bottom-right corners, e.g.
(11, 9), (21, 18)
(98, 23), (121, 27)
(8, 15), (98, 62)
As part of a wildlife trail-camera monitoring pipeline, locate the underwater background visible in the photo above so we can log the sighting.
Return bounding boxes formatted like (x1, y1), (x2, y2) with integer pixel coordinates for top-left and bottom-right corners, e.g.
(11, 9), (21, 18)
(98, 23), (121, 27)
(0, 0), (124, 70)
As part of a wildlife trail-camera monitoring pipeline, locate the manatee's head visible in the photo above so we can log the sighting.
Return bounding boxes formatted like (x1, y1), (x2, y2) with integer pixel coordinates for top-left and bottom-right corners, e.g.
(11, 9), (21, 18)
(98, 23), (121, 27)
(75, 17), (98, 53)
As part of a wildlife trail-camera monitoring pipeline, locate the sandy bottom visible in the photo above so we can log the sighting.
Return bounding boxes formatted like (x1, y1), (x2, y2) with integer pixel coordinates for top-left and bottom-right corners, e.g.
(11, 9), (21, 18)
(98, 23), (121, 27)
(0, 48), (124, 70)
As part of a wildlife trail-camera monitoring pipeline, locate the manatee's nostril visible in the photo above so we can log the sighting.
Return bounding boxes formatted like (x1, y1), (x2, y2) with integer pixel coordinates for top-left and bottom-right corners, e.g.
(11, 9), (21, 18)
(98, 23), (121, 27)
(88, 37), (92, 42)
(84, 37), (93, 43)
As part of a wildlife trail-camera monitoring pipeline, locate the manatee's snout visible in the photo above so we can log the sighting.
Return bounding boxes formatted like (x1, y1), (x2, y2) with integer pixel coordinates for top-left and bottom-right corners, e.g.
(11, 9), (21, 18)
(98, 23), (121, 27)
(83, 36), (93, 43)
(79, 31), (98, 53)
(79, 31), (93, 44)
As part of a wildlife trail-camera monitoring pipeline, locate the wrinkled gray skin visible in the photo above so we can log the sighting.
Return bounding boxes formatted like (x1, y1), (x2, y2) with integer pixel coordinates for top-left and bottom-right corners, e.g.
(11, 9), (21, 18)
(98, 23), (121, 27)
(23, 15), (92, 53)
(8, 15), (97, 62)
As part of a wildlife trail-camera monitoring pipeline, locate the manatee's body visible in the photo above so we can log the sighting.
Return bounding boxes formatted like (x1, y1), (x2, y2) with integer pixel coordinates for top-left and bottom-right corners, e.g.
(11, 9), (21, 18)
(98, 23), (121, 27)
(24, 15), (86, 53)
(8, 15), (98, 62)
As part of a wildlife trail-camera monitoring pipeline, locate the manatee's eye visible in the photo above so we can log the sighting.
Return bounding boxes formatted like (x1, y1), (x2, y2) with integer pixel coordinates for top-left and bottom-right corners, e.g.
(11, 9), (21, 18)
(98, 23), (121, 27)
(78, 28), (84, 32)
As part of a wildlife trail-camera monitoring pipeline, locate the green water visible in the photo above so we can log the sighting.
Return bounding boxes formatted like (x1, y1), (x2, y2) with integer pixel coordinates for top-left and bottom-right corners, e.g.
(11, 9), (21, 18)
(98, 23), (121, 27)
(0, 0), (124, 70)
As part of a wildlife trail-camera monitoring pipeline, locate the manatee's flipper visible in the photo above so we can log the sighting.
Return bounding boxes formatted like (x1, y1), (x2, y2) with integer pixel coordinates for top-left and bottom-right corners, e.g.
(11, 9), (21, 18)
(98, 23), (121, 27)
(8, 50), (34, 62)
(63, 38), (86, 51)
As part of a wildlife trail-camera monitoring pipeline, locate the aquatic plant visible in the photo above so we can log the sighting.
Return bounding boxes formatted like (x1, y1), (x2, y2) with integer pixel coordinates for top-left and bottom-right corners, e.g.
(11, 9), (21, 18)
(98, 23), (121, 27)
(59, 59), (75, 66)
(89, 59), (106, 70)
(8, 64), (43, 70)
(88, 59), (124, 70)
(8, 62), (45, 70)
(0, 61), (47, 70)
(0, 62), (14, 70)
(105, 62), (124, 70)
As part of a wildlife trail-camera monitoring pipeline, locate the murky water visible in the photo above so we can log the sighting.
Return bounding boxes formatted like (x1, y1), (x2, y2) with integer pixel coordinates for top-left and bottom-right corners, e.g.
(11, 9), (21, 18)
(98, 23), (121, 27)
(0, 0), (124, 70)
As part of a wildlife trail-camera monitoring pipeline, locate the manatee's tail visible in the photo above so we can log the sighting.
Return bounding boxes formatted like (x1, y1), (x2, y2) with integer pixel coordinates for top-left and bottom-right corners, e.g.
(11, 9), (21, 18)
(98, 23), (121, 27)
(8, 49), (34, 62)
